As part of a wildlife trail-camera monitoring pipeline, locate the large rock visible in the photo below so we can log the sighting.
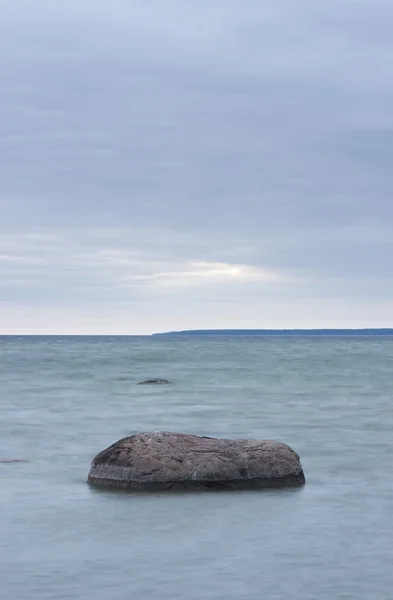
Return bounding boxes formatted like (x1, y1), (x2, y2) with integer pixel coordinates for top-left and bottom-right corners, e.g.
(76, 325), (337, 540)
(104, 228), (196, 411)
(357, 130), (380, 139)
(87, 432), (305, 491)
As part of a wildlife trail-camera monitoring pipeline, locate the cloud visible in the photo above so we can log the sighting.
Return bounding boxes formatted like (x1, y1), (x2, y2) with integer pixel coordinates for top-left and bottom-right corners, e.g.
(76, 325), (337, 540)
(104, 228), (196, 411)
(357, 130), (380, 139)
(0, 1), (393, 332)
(0, 229), (290, 296)
(121, 261), (289, 289)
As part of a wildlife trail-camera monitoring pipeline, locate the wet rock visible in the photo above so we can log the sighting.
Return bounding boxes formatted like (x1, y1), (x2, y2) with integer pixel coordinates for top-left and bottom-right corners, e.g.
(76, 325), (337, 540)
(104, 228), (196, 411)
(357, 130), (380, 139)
(137, 378), (171, 385)
(88, 431), (305, 492)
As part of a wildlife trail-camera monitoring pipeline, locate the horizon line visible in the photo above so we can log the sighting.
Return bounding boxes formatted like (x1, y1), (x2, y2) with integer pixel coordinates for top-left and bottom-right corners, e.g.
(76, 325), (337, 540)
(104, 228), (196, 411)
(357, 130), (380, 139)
(1, 327), (393, 337)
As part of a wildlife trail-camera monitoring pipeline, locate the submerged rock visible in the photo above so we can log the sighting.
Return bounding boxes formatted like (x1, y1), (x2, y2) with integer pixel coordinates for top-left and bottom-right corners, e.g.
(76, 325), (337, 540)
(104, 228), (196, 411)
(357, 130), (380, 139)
(137, 378), (171, 385)
(87, 432), (305, 492)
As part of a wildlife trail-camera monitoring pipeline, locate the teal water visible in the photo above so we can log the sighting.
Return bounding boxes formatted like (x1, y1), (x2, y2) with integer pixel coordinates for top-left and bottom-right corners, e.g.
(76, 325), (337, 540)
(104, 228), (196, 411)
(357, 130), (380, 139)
(1, 336), (392, 599)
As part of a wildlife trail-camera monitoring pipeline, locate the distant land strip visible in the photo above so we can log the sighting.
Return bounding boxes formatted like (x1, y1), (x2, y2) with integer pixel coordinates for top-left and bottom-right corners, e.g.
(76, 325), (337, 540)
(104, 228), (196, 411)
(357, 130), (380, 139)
(152, 329), (393, 336)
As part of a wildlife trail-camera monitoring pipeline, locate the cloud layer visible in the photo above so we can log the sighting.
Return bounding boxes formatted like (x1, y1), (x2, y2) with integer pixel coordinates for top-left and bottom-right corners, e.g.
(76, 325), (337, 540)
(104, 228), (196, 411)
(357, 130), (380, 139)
(1, 0), (392, 333)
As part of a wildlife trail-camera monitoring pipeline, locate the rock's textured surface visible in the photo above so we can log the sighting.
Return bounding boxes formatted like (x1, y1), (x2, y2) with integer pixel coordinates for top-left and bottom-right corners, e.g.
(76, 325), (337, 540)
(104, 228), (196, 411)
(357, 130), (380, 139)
(88, 432), (305, 491)
(137, 378), (171, 385)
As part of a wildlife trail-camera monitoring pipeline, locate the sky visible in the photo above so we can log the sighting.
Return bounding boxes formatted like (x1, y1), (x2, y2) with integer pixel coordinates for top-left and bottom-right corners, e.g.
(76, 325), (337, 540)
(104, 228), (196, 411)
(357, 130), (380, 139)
(1, 0), (393, 334)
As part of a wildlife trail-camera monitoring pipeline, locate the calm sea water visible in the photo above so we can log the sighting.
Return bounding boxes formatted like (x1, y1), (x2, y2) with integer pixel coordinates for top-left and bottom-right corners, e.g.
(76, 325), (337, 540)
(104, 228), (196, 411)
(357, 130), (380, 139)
(0, 335), (392, 599)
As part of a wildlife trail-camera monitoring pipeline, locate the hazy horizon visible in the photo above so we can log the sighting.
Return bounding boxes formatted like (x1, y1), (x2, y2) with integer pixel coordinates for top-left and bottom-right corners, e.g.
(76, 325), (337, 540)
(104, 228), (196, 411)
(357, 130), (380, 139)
(1, 1), (393, 334)
(1, 327), (393, 337)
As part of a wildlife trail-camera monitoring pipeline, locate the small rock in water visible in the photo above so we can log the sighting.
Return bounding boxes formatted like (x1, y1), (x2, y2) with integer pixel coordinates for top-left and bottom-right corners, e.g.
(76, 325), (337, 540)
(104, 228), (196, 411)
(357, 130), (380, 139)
(137, 378), (171, 385)
(0, 459), (28, 463)
(87, 431), (305, 492)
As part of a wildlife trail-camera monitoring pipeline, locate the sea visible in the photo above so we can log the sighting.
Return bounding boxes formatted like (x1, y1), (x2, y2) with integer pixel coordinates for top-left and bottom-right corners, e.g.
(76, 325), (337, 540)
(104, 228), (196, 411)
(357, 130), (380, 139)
(0, 335), (392, 600)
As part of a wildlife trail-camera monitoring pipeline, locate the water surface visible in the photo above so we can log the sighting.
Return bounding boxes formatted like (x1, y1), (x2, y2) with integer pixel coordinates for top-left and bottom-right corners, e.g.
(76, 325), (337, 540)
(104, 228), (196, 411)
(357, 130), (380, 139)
(1, 336), (392, 599)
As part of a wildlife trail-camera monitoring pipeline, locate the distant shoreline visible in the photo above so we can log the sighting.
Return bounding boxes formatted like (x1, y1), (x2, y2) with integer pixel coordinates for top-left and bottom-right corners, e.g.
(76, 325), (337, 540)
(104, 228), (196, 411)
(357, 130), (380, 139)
(153, 329), (393, 337)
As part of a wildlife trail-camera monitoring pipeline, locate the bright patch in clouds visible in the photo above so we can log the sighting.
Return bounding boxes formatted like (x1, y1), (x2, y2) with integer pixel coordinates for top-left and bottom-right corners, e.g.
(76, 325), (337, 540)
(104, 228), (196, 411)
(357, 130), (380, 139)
(131, 261), (286, 287)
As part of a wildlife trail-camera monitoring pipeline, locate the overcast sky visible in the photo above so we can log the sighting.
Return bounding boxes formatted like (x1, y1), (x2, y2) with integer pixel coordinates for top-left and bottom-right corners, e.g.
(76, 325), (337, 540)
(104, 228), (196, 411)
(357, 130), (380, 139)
(1, 0), (392, 334)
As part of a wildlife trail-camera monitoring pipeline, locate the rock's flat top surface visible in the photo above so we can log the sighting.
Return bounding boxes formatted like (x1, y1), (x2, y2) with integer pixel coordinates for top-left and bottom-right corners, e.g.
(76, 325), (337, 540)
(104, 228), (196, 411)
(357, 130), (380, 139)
(88, 431), (305, 492)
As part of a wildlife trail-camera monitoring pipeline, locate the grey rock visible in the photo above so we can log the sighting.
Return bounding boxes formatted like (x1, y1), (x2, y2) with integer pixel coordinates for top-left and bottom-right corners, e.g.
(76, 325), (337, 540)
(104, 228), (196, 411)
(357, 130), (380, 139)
(87, 431), (305, 492)
(137, 378), (171, 385)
